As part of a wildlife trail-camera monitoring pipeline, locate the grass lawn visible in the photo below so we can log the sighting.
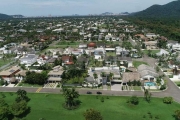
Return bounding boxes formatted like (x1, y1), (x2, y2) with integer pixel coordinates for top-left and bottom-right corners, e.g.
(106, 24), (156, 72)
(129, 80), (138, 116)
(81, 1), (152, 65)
(57, 41), (80, 45)
(0, 58), (12, 67)
(18, 83), (43, 87)
(175, 81), (180, 87)
(143, 50), (160, 55)
(133, 60), (149, 68)
(1, 93), (180, 120)
(133, 86), (141, 90)
(106, 52), (116, 56)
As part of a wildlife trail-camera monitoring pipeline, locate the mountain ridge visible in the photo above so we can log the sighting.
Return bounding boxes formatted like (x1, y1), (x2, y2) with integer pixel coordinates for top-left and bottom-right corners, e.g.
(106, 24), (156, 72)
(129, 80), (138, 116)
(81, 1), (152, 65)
(133, 0), (180, 17)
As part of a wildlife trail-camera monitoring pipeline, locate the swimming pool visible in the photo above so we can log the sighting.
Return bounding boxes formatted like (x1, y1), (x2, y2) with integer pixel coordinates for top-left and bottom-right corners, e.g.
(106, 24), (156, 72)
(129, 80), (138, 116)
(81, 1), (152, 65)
(144, 82), (156, 86)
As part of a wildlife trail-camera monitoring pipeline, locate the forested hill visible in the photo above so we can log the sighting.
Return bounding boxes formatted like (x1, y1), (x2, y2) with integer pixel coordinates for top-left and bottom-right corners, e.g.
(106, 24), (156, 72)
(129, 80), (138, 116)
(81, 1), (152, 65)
(133, 0), (180, 18)
(0, 13), (12, 19)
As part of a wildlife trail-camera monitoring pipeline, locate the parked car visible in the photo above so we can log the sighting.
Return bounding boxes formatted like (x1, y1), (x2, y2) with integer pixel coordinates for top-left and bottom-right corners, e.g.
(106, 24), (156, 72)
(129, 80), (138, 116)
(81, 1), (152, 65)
(96, 91), (102, 94)
(87, 91), (92, 94)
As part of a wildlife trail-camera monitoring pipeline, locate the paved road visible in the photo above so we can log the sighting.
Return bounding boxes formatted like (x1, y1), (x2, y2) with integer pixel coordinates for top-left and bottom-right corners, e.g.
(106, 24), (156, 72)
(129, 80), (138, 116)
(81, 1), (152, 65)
(0, 56), (180, 103)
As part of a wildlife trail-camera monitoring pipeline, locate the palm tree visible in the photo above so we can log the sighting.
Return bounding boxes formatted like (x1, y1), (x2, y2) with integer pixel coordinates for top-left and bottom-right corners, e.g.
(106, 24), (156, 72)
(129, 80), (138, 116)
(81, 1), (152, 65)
(144, 89), (151, 103)
(63, 88), (80, 108)
(93, 73), (98, 88)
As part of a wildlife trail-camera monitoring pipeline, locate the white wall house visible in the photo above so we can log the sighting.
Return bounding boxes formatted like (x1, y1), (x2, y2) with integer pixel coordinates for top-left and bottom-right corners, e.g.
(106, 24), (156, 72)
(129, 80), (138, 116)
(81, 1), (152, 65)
(172, 43), (180, 51)
(20, 54), (38, 66)
(94, 47), (106, 60)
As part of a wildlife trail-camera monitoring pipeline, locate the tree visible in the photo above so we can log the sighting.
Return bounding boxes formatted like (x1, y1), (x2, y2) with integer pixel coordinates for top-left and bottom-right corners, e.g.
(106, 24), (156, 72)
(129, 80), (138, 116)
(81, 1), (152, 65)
(16, 89), (29, 102)
(83, 108), (103, 120)
(93, 73), (98, 80)
(0, 98), (10, 120)
(63, 88), (80, 109)
(11, 100), (28, 117)
(163, 97), (173, 104)
(144, 89), (152, 102)
(175, 110), (180, 120)
(127, 96), (139, 105)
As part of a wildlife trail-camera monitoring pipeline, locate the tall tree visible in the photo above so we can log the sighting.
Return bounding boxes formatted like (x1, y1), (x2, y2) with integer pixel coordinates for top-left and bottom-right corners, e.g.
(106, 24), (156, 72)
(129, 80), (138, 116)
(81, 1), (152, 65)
(0, 98), (10, 120)
(144, 89), (152, 103)
(63, 88), (80, 108)
(11, 100), (28, 118)
(16, 89), (29, 102)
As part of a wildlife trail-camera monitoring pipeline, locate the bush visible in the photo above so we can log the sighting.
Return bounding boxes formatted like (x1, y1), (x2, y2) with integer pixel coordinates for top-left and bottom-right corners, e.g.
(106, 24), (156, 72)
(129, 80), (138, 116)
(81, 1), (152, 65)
(163, 97), (173, 104)
(127, 96), (139, 105)
(57, 84), (60, 87)
(137, 81), (141, 86)
(160, 84), (166, 90)
(175, 110), (180, 120)
(0, 80), (4, 86)
(101, 97), (104, 102)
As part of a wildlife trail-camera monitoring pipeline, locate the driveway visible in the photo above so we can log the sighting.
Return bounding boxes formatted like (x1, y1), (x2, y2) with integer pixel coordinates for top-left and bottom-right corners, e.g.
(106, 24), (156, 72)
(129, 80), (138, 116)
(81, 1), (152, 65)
(111, 84), (122, 91)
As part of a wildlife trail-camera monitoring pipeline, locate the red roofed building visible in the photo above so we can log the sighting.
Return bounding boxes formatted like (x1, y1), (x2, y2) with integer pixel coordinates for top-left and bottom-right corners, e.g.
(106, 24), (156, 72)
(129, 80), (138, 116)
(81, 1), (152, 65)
(61, 55), (74, 66)
(88, 42), (96, 49)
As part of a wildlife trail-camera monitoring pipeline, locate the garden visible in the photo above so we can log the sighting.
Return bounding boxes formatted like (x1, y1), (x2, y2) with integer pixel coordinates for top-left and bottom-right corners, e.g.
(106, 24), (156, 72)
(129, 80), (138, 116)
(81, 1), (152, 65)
(133, 60), (148, 68)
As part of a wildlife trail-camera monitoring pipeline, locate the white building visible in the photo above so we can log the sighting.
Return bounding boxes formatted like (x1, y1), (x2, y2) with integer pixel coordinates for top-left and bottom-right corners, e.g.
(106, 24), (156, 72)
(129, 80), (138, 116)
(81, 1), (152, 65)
(20, 54), (38, 66)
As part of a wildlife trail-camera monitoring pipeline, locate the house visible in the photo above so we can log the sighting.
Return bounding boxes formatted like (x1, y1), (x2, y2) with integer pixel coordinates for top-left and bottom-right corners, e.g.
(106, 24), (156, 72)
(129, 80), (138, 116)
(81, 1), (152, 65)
(122, 72), (140, 83)
(79, 43), (87, 49)
(172, 43), (180, 51)
(144, 41), (157, 49)
(94, 47), (106, 60)
(87, 42), (96, 49)
(20, 54), (38, 66)
(116, 46), (129, 56)
(85, 76), (97, 84)
(47, 66), (64, 83)
(63, 47), (74, 55)
(156, 49), (169, 56)
(167, 40), (178, 49)
(61, 55), (74, 66)
(17, 29), (27, 33)
(0, 66), (20, 83)
(146, 33), (157, 38)
(77, 56), (89, 68)
(15, 70), (27, 82)
(137, 64), (158, 82)
(37, 55), (49, 65)
(71, 49), (84, 56)
(117, 57), (133, 67)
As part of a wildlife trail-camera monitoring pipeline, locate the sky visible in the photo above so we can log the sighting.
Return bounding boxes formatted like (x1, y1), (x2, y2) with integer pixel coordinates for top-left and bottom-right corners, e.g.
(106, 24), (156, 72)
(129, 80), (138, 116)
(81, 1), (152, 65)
(0, 0), (176, 16)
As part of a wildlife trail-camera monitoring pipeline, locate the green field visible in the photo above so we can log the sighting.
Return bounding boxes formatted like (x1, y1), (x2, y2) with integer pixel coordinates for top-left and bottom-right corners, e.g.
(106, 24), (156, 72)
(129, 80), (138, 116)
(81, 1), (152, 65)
(143, 50), (160, 55)
(0, 58), (12, 67)
(106, 52), (116, 56)
(175, 81), (180, 87)
(133, 60), (148, 68)
(1, 92), (180, 120)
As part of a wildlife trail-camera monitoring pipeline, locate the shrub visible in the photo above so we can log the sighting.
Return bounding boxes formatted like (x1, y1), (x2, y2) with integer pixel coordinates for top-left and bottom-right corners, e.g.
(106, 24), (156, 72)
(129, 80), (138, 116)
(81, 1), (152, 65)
(101, 97), (104, 102)
(160, 84), (166, 90)
(155, 115), (160, 119)
(137, 81), (141, 86)
(175, 110), (180, 120)
(0, 80), (4, 85)
(96, 96), (99, 99)
(127, 96), (139, 105)
(57, 84), (60, 87)
(163, 97), (173, 104)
